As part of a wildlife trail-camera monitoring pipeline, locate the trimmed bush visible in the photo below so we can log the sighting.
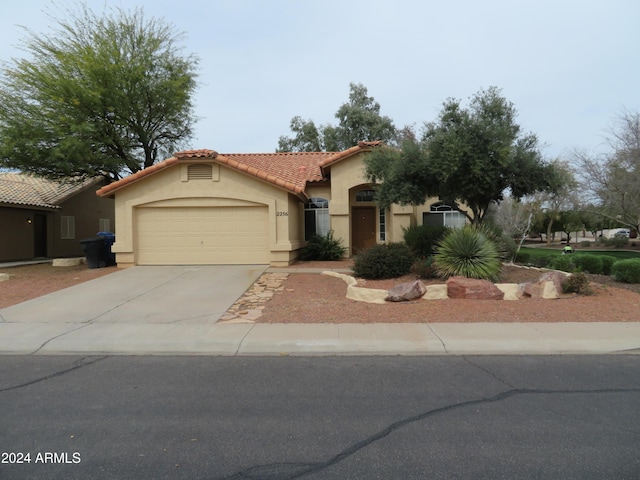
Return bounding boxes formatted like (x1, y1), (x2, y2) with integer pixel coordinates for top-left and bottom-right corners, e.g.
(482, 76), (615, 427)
(572, 254), (603, 275)
(529, 255), (554, 268)
(353, 242), (414, 279)
(403, 225), (448, 257)
(411, 256), (439, 279)
(433, 225), (502, 281)
(298, 231), (346, 261)
(611, 259), (640, 283)
(579, 241), (592, 248)
(603, 236), (629, 248)
(599, 256), (617, 276)
(549, 255), (577, 273)
(562, 272), (593, 295)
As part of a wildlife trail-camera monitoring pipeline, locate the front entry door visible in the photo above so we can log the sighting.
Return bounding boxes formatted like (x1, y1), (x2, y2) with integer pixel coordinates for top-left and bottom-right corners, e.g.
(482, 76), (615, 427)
(351, 207), (376, 255)
(33, 214), (47, 258)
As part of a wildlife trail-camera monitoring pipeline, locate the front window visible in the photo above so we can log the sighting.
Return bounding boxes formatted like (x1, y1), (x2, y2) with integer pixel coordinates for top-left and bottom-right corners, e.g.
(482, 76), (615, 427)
(423, 204), (466, 229)
(305, 197), (329, 240)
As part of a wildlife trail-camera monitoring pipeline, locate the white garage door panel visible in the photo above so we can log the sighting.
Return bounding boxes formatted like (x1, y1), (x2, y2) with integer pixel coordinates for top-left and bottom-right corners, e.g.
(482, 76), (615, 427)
(136, 206), (269, 265)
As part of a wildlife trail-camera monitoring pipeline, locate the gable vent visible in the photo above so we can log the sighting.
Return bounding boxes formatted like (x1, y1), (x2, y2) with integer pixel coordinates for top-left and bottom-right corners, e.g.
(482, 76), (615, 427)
(187, 164), (213, 180)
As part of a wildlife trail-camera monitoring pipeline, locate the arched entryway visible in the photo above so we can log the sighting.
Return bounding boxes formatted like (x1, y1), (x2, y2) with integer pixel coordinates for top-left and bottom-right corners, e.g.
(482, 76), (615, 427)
(350, 186), (384, 255)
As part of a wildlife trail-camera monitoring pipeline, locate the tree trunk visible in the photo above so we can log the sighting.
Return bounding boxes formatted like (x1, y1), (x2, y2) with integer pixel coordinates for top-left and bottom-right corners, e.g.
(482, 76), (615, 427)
(546, 218), (555, 246)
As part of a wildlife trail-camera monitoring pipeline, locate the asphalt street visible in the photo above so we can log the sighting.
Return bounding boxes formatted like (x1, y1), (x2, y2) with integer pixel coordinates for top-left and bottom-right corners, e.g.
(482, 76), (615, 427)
(1, 355), (639, 480)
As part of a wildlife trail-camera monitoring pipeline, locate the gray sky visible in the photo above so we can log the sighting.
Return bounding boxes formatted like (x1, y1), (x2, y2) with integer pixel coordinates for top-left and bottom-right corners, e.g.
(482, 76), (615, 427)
(1, 0), (638, 159)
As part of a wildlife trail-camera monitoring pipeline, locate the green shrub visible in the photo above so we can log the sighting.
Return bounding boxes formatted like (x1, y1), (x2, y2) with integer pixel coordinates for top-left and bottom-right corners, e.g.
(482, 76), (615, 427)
(298, 231), (346, 261)
(611, 259), (640, 283)
(603, 236), (629, 248)
(562, 272), (593, 295)
(403, 225), (448, 257)
(514, 251), (530, 264)
(353, 242), (414, 279)
(411, 256), (439, 279)
(433, 225), (502, 281)
(549, 255), (577, 273)
(572, 254), (603, 275)
(529, 255), (554, 268)
(501, 234), (518, 262)
(579, 241), (592, 248)
(599, 256), (617, 276)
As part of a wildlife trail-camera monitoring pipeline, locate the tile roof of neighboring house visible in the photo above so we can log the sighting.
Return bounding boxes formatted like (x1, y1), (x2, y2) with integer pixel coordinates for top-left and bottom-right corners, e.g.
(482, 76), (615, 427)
(0, 173), (103, 209)
(96, 141), (382, 199)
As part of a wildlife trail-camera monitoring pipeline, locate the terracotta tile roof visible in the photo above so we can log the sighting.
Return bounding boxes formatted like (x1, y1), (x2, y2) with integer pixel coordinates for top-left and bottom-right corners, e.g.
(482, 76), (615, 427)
(0, 173), (102, 209)
(96, 142), (382, 199)
(318, 141), (382, 169)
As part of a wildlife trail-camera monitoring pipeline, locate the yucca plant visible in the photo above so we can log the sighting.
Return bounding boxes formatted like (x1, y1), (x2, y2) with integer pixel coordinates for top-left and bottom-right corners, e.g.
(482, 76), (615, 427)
(434, 225), (502, 281)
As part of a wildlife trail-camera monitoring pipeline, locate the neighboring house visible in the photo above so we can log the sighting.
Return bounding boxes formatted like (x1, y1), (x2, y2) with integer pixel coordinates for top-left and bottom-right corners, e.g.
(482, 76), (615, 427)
(97, 141), (466, 267)
(0, 173), (115, 262)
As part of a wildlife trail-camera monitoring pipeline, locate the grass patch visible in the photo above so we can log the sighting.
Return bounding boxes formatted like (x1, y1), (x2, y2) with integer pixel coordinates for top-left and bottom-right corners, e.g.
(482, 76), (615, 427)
(518, 247), (640, 262)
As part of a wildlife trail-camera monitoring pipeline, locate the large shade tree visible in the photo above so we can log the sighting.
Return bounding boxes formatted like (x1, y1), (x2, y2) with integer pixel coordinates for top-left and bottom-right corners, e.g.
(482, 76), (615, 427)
(277, 83), (397, 152)
(0, 3), (199, 180)
(573, 109), (640, 234)
(365, 87), (561, 224)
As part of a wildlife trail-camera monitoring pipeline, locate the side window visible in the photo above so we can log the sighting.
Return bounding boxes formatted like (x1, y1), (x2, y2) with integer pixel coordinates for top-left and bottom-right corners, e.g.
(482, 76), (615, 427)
(305, 197), (329, 240)
(61, 216), (76, 239)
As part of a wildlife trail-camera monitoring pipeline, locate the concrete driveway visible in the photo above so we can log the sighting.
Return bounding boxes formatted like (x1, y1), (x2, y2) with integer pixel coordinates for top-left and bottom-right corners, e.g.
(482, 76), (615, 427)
(0, 265), (267, 324)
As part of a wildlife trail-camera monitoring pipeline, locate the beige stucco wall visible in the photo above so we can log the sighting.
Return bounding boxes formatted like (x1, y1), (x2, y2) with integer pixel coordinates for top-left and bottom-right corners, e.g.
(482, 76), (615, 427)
(323, 152), (421, 256)
(111, 161), (303, 267)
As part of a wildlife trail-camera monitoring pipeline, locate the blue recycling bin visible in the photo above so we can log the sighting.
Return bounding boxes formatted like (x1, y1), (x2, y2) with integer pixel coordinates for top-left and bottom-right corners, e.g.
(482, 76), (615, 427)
(97, 232), (116, 266)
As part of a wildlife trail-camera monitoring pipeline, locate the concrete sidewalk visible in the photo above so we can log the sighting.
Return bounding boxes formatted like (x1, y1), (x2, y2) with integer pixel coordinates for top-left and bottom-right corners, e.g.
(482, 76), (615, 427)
(1, 320), (639, 356)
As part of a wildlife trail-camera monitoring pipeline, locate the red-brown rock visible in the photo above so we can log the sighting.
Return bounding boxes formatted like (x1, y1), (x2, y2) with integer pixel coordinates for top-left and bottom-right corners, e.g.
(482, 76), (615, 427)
(385, 280), (427, 302)
(446, 276), (505, 300)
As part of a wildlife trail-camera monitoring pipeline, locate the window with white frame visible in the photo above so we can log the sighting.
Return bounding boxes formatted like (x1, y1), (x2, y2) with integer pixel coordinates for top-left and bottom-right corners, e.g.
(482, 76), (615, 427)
(379, 208), (386, 241)
(61, 216), (75, 239)
(305, 197), (330, 240)
(423, 204), (466, 229)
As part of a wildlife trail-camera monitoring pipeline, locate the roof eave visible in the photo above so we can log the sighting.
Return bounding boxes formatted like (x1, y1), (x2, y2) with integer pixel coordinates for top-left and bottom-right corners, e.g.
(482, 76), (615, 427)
(318, 141), (382, 175)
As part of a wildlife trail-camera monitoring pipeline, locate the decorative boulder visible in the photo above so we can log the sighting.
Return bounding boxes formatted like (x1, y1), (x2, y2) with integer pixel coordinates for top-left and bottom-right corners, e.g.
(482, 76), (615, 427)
(540, 271), (570, 292)
(522, 271), (569, 299)
(446, 276), (505, 300)
(385, 280), (427, 302)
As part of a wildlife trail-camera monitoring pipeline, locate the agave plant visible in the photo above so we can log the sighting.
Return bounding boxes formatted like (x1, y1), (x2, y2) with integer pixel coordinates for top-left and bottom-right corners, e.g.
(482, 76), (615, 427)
(434, 225), (502, 281)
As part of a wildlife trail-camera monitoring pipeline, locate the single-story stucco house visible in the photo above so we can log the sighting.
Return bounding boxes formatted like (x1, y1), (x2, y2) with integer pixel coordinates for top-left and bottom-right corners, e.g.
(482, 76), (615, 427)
(0, 173), (115, 262)
(96, 141), (466, 267)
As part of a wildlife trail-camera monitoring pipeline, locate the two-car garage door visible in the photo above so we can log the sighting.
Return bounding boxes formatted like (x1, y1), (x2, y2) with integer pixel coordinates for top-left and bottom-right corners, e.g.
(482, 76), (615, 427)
(136, 206), (269, 265)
